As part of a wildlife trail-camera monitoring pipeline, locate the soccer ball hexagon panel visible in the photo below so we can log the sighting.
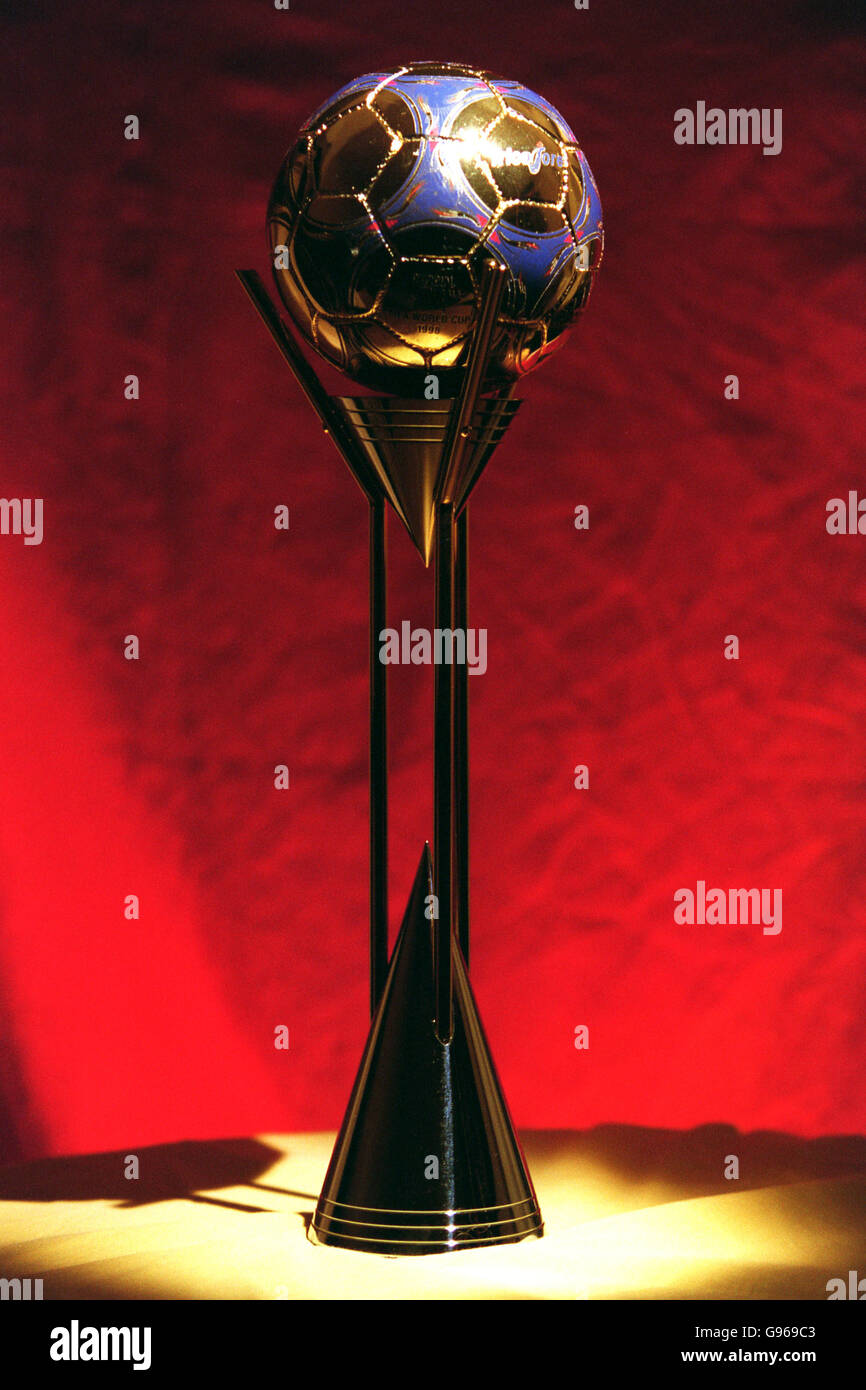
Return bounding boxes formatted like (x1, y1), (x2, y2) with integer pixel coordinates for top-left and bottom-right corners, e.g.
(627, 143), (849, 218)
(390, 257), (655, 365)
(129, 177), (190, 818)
(268, 62), (603, 394)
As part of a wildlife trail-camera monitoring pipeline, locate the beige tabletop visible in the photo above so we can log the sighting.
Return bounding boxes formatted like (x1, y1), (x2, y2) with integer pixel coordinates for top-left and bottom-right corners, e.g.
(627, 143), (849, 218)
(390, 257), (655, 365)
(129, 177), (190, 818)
(1, 1128), (864, 1300)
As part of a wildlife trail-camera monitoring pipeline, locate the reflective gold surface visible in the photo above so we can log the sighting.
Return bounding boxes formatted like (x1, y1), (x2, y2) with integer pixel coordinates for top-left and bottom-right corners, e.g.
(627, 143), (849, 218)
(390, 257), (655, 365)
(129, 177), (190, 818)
(268, 63), (603, 392)
(336, 395), (520, 564)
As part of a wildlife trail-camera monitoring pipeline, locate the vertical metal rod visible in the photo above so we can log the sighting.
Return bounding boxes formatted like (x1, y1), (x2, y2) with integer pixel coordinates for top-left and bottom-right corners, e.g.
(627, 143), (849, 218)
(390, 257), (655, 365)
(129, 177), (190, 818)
(370, 497), (388, 1016)
(454, 506), (470, 967)
(235, 274), (390, 1018)
(433, 502), (455, 1045)
(430, 261), (505, 1030)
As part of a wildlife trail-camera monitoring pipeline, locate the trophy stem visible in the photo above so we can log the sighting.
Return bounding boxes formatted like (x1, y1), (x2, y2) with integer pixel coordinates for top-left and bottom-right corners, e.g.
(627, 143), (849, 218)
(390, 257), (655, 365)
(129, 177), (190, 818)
(430, 259), (507, 1042)
(454, 506), (470, 966)
(235, 268), (391, 1017)
(369, 496), (388, 1015)
(433, 500), (455, 1045)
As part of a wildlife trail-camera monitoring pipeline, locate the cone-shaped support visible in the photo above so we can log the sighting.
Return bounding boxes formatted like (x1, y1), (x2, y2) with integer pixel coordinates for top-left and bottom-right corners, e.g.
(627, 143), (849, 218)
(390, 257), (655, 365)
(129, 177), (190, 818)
(311, 846), (543, 1254)
(334, 396), (520, 565)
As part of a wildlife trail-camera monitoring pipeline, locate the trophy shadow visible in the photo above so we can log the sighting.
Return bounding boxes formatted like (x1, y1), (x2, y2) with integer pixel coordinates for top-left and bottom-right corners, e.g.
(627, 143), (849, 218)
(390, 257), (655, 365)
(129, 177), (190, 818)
(2, 1124), (865, 1216)
(0, 1127), (864, 1299)
(0, 1136), (317, 1213)
(524, 1122), (866, 1199)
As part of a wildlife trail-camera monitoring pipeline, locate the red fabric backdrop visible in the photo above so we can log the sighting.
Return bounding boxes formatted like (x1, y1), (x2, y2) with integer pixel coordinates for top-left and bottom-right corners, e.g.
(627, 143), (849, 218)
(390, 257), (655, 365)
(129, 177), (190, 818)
(0, 0), (863, 1162)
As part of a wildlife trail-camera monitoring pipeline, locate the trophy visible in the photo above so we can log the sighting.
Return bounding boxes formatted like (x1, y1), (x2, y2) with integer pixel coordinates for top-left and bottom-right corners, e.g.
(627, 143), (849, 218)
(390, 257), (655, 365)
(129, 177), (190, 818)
(237, 61), (603, 1254)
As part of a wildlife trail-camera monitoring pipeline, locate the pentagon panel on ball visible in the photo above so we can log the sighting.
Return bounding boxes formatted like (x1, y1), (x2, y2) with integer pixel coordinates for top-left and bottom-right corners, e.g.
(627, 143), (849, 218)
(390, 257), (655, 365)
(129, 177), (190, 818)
(268, 60), (603, 395)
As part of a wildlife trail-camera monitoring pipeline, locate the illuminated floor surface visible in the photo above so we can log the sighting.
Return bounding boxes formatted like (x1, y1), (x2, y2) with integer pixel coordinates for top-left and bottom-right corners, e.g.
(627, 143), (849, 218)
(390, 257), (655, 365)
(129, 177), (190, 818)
(0, 1129), (864, 1299)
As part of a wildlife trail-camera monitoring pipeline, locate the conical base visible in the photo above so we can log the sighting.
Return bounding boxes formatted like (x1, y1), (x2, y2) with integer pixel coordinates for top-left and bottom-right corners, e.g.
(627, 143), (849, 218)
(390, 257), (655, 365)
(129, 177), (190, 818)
(311, 846), (543, 1254)
(334, 396), (521, 564)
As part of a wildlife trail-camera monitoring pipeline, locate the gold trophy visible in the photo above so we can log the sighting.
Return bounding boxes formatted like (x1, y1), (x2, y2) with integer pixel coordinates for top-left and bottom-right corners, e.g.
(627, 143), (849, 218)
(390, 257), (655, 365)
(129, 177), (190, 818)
(238, 61), (602, 1253)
